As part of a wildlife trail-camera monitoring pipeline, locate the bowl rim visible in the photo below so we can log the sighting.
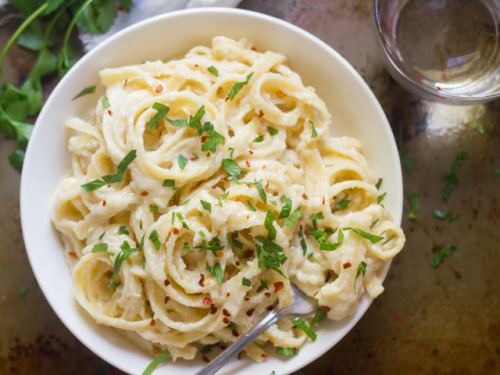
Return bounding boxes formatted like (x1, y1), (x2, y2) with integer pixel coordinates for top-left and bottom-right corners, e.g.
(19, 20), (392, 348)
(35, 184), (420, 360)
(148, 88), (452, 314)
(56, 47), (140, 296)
(20, 6), (403, 375)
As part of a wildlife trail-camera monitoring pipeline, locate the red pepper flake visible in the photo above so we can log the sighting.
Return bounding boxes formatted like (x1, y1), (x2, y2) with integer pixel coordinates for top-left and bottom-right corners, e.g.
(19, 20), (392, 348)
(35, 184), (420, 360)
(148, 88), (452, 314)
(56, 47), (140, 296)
(195, 64), (199, 67)
(199, 274), (205, 287)
(322, 196), (326, 205)
(246, 308), (255, 317)
(462, 199), (471, 205)
(222, 309), (232, 317)
(265, 292), (271, 298)
(155, 85), (163, 93)
(259, 110), (264, 117)
(249, 150), (254, 155)
(313, 291), (319, 297)
(251, 47), (257, 51)
(107, 110), (112, 116)
(320, 305), (331, 312)
(206, 152), (211, 158)
(189, 155), (197, 161)
(202, 297), (213, 305)
(436, 86), (442, 91)
(244, 297), (250, 301)
(102, 200), (107, 206)
(164, 296), (170, 304)
(201, 136), (208, 143)
(164, 279), (170, 287)
(202, 355), (210, 363)
(173, 228), (179, 235)
(223, 317), (230, 324)
(262, 165), (266, 170)
(235, 261), (240, 266)
(394, 315), (406, 324)
(265, 181), (270, 188)
(149, 319), (156, 326)
(68, 251), (78, 258)
(141, 191), (148, 196)
(302, 193), (308, 200)
(274, 281), (284, 293)
(245, 160), (250, 168)
(226, 293), (230, 297)
(246, 214), (250, 219)
(210, 305), (218, 314)
(343, 261), (352, 269)
(261, 354), (268, 359)
(232, 329), (239, 337)
(225, 97), (229, 102)
(293, 348), (298, 355)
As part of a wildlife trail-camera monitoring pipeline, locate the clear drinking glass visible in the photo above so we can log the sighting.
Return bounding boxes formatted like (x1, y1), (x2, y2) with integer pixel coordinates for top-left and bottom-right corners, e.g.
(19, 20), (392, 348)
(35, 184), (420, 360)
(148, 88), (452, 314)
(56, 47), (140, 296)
(373, 0), (500, 104)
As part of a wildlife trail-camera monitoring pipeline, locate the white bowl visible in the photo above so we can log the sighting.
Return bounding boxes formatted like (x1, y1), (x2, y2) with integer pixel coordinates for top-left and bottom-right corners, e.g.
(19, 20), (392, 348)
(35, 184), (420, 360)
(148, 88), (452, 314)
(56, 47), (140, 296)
(20, 7), (403, 375)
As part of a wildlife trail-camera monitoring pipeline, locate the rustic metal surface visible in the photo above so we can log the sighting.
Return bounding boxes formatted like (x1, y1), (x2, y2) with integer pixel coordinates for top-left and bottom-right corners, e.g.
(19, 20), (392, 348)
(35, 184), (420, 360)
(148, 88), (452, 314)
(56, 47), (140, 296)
(1, 0), (498, 374)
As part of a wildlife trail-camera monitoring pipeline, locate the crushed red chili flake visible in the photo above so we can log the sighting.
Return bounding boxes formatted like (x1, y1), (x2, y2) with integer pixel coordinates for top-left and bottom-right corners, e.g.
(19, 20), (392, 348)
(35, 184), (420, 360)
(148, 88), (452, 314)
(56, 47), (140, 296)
(262, 165), (266, 170)
(189, 155), (197, 161)
(246, 308), (255, 317)
(225, 97), (229, 102)
(201, 136), (208, 143)
(274, 281), (284, 292)
(320, 305), (331, 312)
(141, 191), (148, 196)
(164, 279), (170, 287)
(343, 261), (352, 269)
(149, 319), (156, 326)
(220, 345), (227, 350)
(437, 86), (442, 91)
(246, 214), (250, 219)
(302, 193), (308, 200)
(102, 200), (107, 206)
(164, 296), (170, 304)
(394, 315), (406, 324)
(235, 261), (240, 266)
(265, 292), (271, 298)
(226, 292), (231, 297)
(173, 228), (179, 234)
(313, 291), (319, 297)
(232, 329), (239, 337)
(259, 110), (264, 117)
(199, 274), (205, 287)
(222, 309), (231, 317)
(202, 297), (213, 305)
(246, 184), (252, 188)
(223, 317), (230, 324)
(206, 152), (210, 157)
(107, 110), (112, 116)
(210, 305), (218, 314)
(261, 354), (268, 359)
(68, 251), (77, 258)
(155, 85), (163, 93)
(249, 150), (254, 155)
(322, 196), (326, 205)
(245, 160), (250, 167)
(117, 5), (127, 11)
(265, 181), (270, 188)
(202, 355), (210, 363)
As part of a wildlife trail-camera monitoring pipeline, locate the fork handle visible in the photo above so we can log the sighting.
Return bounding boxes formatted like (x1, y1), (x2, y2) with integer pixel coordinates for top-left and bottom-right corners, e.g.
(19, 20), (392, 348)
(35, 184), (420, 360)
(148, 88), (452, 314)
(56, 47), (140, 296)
(194, 310), (280, 375)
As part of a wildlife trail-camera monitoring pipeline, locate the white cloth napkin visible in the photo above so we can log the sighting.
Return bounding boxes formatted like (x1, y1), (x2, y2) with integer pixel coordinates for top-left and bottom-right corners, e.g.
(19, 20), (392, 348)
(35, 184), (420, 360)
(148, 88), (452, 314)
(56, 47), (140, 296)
(79, 0), (241, 51)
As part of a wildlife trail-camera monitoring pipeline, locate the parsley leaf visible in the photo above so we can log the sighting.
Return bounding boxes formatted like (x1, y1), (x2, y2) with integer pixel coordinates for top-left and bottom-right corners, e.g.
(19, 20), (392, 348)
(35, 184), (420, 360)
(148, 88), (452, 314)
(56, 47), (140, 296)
(430, 245), (457, 267)
(278, 196), (292, 219)
(335, 195), (351, 210)
(354, 260), (367, 292)
(267, 126), (278, 136)
(344, 227), (383, 243)
(226, 232), (243, 249)
(108, 234), (145, 288)
(72, 85), (96, 100)
(283, 206), (303, 228)
(255, 179), (267, 204)
(162, 179), (175, 187)
(91, 243), (108, 253)
(309, 120), (318, 138)
(206, 263), (223, 286)
(200, 200), (212, 213)
(405, 190), (420, 220)
(433, 210), (459, 222)
(264, 208), (277, 240)
(227, 72), (253, 100)
(149, 230), (161, 251)
(149, 102), (170, 133)
(178, 154), (188, 170)
(142, 348), (170, 375)
(292, 316), (317, 341)
(222, 158), (245, 180)
(242, 277), (251, 287)
(442, 151), (465, 201)
(207, 65), (219, 77)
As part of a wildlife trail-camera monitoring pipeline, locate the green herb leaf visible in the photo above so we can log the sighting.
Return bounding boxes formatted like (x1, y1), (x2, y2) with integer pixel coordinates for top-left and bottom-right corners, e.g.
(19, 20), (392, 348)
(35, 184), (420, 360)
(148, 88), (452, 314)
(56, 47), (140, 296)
(207, 65), (219, 77)
(226, 232), (243, 249)
(247, 200), (257, 212)
(108, 235), (145, 288)
(283, 206), (303, 228)
(253, 135), (264, 143)
(149, 102), (170, 133)
(260, 280), (269, 290)
(354, 260), (367, 292)
(432, 210), (459, 222)
(118, 226), (129, 235)
(430, 245), (457, 268)
(149, 230), (161, 251)
(442, 151), (465, 201)
(212, 263), (223, 286)
(267, 126), (278, 136)
(276, 347), (298, 356)
(162, 179), (175, 187)
(375, 178), (383, 190)
(101, 95), (110, 108)
(292, 316), (317, 341)
(401, 146), (414, 174)
(405, 190), (420, 220)
(255, 237), (287, 278)
(142, 348), (170, 375)
(72, 85), (96, 100)
(278, 196), (292, 219)
(91, 243), (108, 253)
(81, 150), (136, 191)
(475, 123), (484, 134)
(18, 286), (29, 297)
(298, 229), (307, 256)
(335, 195), (351, 210)
(264, 208), (276, 240)
(242, 277), (252, 287)
(320, 228), (344, 251)
(201, 126), (225, 153)
(227, 72), (253, 100)
(309, 120), (318, 138)
(344, 227), (383, 243)
(377, 192), (387, 204)
(178, 154), (188, 170)
(200, 200), (212, 213)
(80, 179), (107, 192)
(149, 205), (159, 212)
(310, 309), (326, 328)
(222, 158), (245, 180)
(255, 179), (267, 204)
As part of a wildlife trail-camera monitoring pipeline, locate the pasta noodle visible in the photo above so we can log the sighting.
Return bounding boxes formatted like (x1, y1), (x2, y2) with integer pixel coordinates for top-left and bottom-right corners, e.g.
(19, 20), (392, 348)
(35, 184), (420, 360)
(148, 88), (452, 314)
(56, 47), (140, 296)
(51, 36), (405, 362)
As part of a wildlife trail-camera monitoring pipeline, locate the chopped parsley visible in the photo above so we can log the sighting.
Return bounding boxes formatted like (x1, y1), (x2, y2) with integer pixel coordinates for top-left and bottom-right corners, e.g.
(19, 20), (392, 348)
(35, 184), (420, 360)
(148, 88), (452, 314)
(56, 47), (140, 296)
(278, 196), (292, 219)
(108, 235), (145, 289)
(292, 316), (317, 341)
(377, 192), (387, 204)
(118, 226), (129, 235)
(319, 228), (344, 251)
(253, 135), (264, 143)
(226, 232), (243, 249)
(206, 263), (223, 286)
(227, 72), (254, 100)
(309, 120), (318, 138)
(149, 205), (159, 212)
(255, 179), (267, 204)
(335, 195), (351, 210)
(264, 208), (277, 240)
(148, 102), (170, 133)
(149, 230), (161, 251)
(283, 206), (303, 228)
(247, 200), (257, 212)
(276, 347), (298, 356)
(194, 236), (225, 255)
(433, 210), (459, 222)
(72, 85), (96, 100)
(242, 277), (252, 287)
(222, 158), (245, 180)
(405, 190), (419, 220)
(401, 146), (414, 174)
(91, 243), (108, 253)
(298, 229), (307, 255)
(207, 65), (219, 77)
(430, 245), (457, 267)
(142, 348), (170, 375)
(344, 227), (383, 243)
(255, 236), (287, 278)
(442, 151), (465, 201)
(267, 126), (279, 136)
(200, 200), (212, 213)
(81, 150), (137, 192)
(101, 94), (110, 108)
(475, 122), (484, 134)
(200, 122), (225, 153)
(162, 179), (175, 187)
(167, 105), (205, 135)
(178, 154), (188, 170)
(310, 309), (326, 327)
(354, 260), (367, 292)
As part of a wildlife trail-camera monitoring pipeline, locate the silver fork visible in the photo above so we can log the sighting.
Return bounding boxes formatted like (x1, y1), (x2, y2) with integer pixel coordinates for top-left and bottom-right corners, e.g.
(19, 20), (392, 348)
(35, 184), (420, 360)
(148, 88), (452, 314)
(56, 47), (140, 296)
(194, 284), (317, 375)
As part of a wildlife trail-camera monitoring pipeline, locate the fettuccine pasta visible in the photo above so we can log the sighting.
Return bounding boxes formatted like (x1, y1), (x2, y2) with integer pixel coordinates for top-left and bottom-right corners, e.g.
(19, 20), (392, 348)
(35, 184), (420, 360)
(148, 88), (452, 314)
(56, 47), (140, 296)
(52, 36), (405, 362)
